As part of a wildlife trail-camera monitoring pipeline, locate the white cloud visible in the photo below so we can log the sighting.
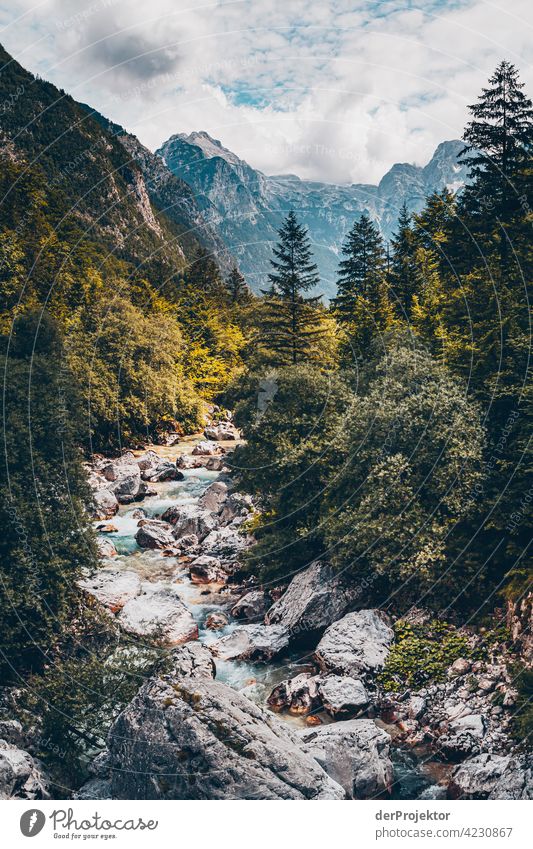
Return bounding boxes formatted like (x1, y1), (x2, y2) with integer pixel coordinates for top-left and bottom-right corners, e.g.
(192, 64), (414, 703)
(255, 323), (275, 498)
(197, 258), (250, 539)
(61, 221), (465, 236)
(0, 0), (531, 183)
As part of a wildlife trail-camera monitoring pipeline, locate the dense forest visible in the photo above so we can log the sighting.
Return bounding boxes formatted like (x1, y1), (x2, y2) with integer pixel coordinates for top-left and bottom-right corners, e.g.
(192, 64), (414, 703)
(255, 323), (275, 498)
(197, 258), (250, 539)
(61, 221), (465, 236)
(0, 47), (531, 794)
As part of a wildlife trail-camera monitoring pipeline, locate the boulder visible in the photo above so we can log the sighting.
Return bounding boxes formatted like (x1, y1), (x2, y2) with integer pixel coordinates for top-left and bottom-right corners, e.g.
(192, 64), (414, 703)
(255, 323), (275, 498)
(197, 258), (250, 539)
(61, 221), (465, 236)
(231, 590), (268, 621)
(74, 778), (113, 800)
(198, 481), (228, 512)
(92, 488), (119, 520)
(106, 675), (344, 799)
(168, 505), (218, 542)
(265, 561), (359, 639)
(201, 526), (248, 560)
(204, 612), (229, 630)
(118, 582), (198, 645)
(268, 673), (320, 715)
(205, 456), (226, 471)
(0, 741), (50, 800)
(103, 455), (141, 502)
(210, 624), (289, 661)
(78, 568), (141, 613)
(177, 454), (203, 470)
(299, 719), (393, 799)
(439, 714), (486, 759)
(204, 424), (238, 441)
(170, 643), (216, 679)
(136, 450), (159, 471)
(219, 493), (253, 525)
(449, 753), (533, 799)
(192, 440), (224, 456)
(314, 610), (394, 678)
(96, 538), (118, 559)
(188, 555), (226, 584)
(135, 519), (176, 550)
(141, 463), (185, 483)
(317, 675), (370, 717)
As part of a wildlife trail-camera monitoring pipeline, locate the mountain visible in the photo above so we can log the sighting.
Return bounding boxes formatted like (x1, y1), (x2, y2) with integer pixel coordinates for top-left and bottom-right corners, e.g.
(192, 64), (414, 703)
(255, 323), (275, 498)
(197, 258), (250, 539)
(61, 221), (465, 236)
(158, 132), (470, 297)
(0, 44), (231, 286)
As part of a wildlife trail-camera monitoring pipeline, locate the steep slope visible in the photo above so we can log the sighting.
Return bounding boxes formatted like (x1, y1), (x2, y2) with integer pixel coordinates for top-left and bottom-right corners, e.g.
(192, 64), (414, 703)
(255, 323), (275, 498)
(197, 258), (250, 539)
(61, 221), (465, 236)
(0, 44), (230, 286)
(158, 133), (470, 297)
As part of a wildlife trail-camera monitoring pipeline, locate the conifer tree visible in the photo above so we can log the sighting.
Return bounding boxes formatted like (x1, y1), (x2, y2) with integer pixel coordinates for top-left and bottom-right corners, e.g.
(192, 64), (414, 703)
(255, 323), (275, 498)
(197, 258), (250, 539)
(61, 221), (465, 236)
(225, 265), (250, 305)
(389, 203), (420, 319)
(332, 213), (387, 320)
(259, 211), (325, 365)
(460, 60), (533, 225)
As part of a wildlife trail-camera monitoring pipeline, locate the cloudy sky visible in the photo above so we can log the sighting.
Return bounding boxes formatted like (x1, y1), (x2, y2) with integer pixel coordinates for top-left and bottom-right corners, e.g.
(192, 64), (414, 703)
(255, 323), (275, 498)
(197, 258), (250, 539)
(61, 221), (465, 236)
(1, 0), (532, 183)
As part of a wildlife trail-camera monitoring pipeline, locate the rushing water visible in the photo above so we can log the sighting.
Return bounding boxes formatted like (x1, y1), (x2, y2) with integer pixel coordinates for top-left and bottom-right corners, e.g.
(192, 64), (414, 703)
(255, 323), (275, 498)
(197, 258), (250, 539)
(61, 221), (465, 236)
(96, 450), (447, 799)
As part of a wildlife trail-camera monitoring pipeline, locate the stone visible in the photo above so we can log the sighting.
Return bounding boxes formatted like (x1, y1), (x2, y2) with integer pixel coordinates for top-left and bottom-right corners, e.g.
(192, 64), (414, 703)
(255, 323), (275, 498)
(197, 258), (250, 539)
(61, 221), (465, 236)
(78, 568), (141, 613)
(197, 481), (228, 512)
(219, 493), (253, 524)
(204, 612), (229, 630)
(406, 695), (426, 720)
(268, 673), (320, 715)
(231, 590), (268, 621)
(317, 675), (369, 717)
(314, 610), (394, 678)
(201, 525), (248, 560)
(136, 450), (160, 471)
(0, 741), (50, 800)
(170, 643), (216, 679)
(106, 675), (344, 800)
(118, 582), (198, 645)
(449, 753), (533, 799)
(92, 488), (119, 520)
(96, 538), (118, 558)
(439, 714), (486, 759)
(299, 719), (393, 799)
(141, 463), (185, 483)
(210, 624), (289, 661)
(0, 720), (25, 748)
(135, 519), (176, 550)
(205, 456), (226, 471)
(265, 561), (360, 639)
(448, 658), (472, 677)
(192, 440), (224, 456)
(204, 424), (238, 441)
(176, 454), (203, 470)
(188, 555), (226, 584)
(167, 505), (218, 542)
(74, 778), (113, 799)
(103, 456), (141, 502)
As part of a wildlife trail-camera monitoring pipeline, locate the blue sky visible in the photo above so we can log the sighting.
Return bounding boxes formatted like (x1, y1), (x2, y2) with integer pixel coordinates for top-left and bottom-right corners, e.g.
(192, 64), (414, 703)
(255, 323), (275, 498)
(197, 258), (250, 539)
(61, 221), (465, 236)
(1, 0), (531, 183)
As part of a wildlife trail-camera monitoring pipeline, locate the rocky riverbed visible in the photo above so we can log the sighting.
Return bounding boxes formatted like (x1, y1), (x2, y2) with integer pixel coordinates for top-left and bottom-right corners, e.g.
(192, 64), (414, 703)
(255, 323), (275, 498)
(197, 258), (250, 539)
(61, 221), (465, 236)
(1, 430), (531, 801)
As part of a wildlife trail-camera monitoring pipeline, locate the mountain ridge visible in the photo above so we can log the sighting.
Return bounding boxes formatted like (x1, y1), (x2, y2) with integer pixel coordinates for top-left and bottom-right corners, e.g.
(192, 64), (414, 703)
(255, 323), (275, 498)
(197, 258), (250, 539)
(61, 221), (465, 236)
(158, 133), (470, 297)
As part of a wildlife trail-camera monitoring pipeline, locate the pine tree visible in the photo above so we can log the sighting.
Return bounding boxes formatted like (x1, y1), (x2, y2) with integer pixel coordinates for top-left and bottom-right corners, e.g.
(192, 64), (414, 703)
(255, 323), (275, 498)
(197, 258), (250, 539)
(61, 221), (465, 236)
(332, 213), (387, 320)
(259, 211), (325, 365)
(460, 60), (533, 240)
(389, 203), (420, 319)
(225, 265), (250, 304)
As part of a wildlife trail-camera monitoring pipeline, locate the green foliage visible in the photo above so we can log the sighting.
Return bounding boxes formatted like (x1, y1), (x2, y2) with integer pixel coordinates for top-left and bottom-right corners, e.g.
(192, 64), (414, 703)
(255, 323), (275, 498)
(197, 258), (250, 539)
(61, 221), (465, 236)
(509, 665), (533, 744)
(67, 294), (202, 448)
(0, 313), (99, 679)
(228, 364), (351, 579)
(322, 337), (486, 606)
(378, 620), (471, 691)
(332, 213), (394, 361)
(258, 211), (331, 366)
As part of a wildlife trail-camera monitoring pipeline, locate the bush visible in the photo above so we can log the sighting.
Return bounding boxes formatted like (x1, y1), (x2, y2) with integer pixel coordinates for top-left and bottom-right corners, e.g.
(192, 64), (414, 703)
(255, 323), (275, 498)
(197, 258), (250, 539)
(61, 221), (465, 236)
(322, 338), (486, 606)
(378, 620), (472, 691)
(228, 364), (352, 580)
